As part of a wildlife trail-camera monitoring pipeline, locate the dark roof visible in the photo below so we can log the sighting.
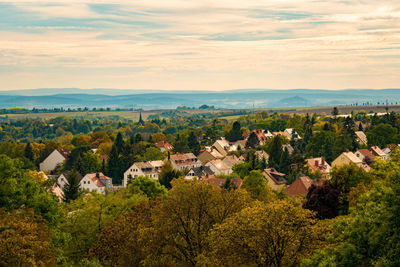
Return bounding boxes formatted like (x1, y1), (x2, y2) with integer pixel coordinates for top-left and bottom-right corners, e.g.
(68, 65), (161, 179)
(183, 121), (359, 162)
(264, 168), (287, 185)
(61, 170), (83, 181)
(56, 148), (70, 159)
(190, 166), (214, 177)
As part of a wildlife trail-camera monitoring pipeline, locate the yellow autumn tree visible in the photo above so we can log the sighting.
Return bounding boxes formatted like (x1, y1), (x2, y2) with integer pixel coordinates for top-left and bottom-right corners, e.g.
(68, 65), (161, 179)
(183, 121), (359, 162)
(0, 208), (56, 267)
(207, 200), (322, 267)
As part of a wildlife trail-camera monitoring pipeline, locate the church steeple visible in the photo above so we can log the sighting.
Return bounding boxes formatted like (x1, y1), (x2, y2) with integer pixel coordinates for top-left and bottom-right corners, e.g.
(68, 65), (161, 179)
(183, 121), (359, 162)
(138, 111), (144, 125)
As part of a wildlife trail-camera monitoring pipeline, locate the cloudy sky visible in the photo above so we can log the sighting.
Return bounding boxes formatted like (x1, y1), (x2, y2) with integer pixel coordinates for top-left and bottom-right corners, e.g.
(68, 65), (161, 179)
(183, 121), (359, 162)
(0, 0), (399, 91)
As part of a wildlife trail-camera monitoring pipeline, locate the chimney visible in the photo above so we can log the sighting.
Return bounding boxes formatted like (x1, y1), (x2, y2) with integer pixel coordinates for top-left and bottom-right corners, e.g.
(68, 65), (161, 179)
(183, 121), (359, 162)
(315, 160), (319, 167)
(321, 157), (325, 165)
(96, 172), (100, 178)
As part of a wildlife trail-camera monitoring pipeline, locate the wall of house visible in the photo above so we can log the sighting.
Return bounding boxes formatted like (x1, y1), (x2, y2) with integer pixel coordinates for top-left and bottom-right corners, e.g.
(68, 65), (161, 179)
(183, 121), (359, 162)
(39, 150), (65, 171)
(57, 174), (67, 189)
(80, 176), (104, 194)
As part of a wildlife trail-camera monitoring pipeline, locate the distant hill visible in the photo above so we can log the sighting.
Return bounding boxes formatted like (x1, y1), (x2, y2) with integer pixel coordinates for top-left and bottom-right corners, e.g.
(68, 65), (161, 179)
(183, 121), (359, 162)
(0, 88), (399, 109)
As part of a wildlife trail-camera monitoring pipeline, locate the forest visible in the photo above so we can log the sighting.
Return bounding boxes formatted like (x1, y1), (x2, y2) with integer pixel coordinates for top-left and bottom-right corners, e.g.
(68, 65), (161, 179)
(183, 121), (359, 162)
(1, 107), (400, 266)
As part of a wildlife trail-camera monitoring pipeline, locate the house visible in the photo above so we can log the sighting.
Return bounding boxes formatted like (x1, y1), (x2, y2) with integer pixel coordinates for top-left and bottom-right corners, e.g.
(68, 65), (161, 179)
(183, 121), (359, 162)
(382, 144), (400, 156)
(355, 131), (368, 146)
(222, 155), (243, 168)
(99, 154), (109, 164)
(39, 148), (70, 172)
(185, 166), (214, 180)
(251, 129), (270, 145)
(286, 176), (321, 197)
(232, 140), (247, 149)
(306, 157), (331, 179)
(332, 151), (362, 168)
(212, 137), (237, 157)
(170, 153), (202, 171)
(263, 168), (287, 190)
(155, 141), (173, 152)
(198, 147), (224, 164)
(57, 170), (83, 189)
(123, 160), (164, 187)
(284, 128), (301, 140)
(202, 176), (243, 189)
(80, 172), (113, 194)
(370, 146), (388, 160)
(206, 159), (232, 175)
(282, 144), (295, 155)
(355, 149), (375, 164)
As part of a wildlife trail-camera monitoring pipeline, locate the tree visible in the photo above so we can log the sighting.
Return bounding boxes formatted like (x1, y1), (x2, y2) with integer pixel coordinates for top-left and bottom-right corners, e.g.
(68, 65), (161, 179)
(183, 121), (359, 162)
(62, 170), (81, 203)
(207, 201), (321, 267)
(88, 202), (152, 266)
(173, 134), (189, 153)
(229, 121), (242, 142)
(127, 175), (168, 199)
(0, 155), (60, 225)
(366, 123), (399, 148)
(188, 131), (200, 155)
(81, 151), (101, 174)
(267, 136), (283, 168)
(0, 208), (57, 266)
(242, 170), (273, 201)
(24, 142), (34, 162)
(279, 147), (290, 174)
(107, 144), (122, 184)
(246, 132), (259, 148)
(304, 183), (341, 219)
(143, 147), (164, 161)
(331, 107), (339, 121)
(158, 161), (181, 189)
(142, 179), (251, 266)
(114, 132), (124, 154)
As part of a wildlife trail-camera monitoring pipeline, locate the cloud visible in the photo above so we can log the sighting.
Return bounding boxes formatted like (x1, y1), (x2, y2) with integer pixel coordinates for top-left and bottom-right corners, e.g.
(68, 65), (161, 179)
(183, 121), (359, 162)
(0, 0), (399, 90)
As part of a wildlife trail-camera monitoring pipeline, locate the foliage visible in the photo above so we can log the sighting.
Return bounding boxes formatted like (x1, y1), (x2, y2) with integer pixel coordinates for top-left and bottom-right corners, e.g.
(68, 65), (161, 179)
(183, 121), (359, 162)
(242, 170), (274, 201)
(367, 123), (399, 147)
(127, 175), (168, 199)
(62, 170), (81, 203)
(0, 208), (57, 267)
(0, 154), (60, 225)
(158, 160), (182, 189)
(207, 201), (321, 267)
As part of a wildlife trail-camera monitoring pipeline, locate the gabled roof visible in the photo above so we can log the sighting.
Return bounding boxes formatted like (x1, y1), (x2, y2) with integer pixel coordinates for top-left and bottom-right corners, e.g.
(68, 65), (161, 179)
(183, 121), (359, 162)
(85, 172), (112, 187)
(207, 159), (231, 171)
(223, 155), (242, 166)
(264, 168), (287, 185)
(306, 157), (331, 173)
(56, 148), (70, 159)
(286, 176), (319, 197)
(155, 140), (173, 150)
(170, 153), (198, 165)
(60, 170), (83, 181)
(370, 146), (386, 157)
(355, 131), (367, 144)
(188, 166), (214, 177)
(356, 149), (375, 160)
(343, 151), (362, 164)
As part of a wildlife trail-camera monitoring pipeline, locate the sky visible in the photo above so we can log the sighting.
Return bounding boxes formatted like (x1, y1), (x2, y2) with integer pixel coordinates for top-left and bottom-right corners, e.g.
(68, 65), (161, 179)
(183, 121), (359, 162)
(0, 0), (399, 91)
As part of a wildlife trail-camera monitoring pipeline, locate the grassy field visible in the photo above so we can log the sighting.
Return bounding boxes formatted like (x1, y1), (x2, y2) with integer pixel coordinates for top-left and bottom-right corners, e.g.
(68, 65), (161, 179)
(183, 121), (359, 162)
(2, 105), (400, 121)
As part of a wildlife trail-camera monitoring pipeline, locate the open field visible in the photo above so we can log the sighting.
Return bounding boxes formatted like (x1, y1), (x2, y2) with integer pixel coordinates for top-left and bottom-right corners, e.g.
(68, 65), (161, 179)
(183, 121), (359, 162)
(2, 105), (400, 121)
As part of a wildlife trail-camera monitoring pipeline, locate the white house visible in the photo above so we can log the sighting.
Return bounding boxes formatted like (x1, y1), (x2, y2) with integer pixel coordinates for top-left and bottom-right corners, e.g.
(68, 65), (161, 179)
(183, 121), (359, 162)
(39, 148), (70, 172)
(123, 160), (164, 187)
(80, 172), (112, 194)
(170, 153), (201, 171)
(205, 159), (232, 175)
(212, 138), (237, 157)
(284, 128), (301, 140)
(57, 171), (83, 189)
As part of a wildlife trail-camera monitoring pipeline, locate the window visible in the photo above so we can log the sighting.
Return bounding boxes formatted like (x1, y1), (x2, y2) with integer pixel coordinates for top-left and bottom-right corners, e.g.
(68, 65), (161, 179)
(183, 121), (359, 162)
(84, 181), (86, 184)
(88, 181), (90, 184)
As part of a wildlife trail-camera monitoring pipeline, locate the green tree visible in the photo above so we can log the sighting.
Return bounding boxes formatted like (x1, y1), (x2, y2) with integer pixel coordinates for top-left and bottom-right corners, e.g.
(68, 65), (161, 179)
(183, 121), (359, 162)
(114, 132), (124, 154)
(81, 151), (101, 174)
(158, 161), (181, 189)
(0, 208), (57, 267)
(367, 123), (399, 147)
(127, 175), (168, 199)
(246, 132), (259, 148)
(24, 142), (34, 162)
(208, 201), (322, 267)
(62, 170), (81, 203)
(143, 147), (164, 161)
(267, 136), (283, 168)
(242, 170), (273, 201)
(188, 131), (200, 155)
(173, 134), (189, 153)
(107, 144), (122, 184)
(228, 121), (242, 142)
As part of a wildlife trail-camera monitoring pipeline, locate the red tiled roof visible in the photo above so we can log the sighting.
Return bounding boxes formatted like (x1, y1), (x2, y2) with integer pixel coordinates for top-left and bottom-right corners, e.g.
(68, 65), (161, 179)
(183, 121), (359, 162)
(156, 140), (173, 150)
(286, 176), (317, 197)
(86, 172), (112, 187)
(357, 149), (375, 160)
(56, 148), (70, 159)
